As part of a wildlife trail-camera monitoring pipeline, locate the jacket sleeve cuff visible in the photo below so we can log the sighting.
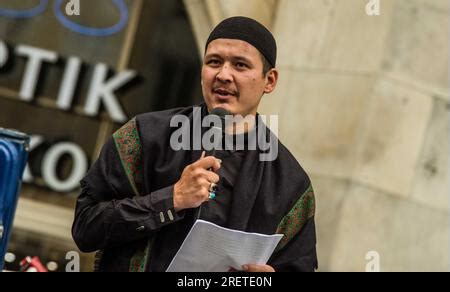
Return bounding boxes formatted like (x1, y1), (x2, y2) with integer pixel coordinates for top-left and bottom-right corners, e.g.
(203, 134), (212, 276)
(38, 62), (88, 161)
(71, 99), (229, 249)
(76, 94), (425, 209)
(143, 184), (185, 227)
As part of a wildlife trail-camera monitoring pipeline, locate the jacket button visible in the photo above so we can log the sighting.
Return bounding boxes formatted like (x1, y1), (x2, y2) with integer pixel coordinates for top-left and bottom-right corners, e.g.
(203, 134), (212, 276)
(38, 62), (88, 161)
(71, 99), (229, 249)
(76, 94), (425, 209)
(136, 226), (145, 232)
(167, 210), (174, 221)
(159, 212), (165, 223)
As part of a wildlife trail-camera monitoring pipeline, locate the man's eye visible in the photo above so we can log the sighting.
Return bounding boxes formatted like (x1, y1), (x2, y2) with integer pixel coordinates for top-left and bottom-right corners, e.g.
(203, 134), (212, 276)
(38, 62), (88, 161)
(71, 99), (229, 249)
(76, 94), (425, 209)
(236, 62), (248, 69)
(207, 60), (220, 65)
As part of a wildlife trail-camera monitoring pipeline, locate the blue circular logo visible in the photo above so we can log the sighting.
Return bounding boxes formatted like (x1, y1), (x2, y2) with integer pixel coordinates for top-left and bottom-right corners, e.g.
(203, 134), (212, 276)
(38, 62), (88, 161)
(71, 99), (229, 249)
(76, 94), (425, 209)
(0, 0), (129, 37)
(53, 0), (129, 37)
(0, 0), (49, 19)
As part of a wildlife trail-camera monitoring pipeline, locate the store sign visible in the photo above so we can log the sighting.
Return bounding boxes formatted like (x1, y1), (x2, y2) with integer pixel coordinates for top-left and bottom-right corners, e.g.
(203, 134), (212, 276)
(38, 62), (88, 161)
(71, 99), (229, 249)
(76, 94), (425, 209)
(0, 40), (138, 192)
(0, 40), (136, 123)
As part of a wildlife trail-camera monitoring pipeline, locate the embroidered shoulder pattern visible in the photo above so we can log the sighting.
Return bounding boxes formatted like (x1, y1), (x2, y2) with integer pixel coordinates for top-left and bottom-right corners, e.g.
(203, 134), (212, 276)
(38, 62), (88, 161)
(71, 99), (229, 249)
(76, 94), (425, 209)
(112, 118), (151, 272)
(275, 184), (315, 252)
(112, 117), (143, 195)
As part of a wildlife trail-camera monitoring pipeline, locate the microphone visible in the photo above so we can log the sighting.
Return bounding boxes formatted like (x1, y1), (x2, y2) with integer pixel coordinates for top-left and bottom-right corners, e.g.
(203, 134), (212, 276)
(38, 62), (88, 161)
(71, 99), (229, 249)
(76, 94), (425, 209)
(196, 107), (230, 219)
(207, 107), (230, 157)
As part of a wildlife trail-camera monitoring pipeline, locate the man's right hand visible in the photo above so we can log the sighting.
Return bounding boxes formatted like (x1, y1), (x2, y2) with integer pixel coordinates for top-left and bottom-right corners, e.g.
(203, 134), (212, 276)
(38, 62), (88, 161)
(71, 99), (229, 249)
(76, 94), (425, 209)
(173, 152), (221, 212)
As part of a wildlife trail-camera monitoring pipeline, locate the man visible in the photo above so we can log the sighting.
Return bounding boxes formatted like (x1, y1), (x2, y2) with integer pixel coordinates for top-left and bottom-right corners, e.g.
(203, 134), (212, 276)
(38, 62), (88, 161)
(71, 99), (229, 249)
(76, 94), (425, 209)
(72, 16), (318, 272)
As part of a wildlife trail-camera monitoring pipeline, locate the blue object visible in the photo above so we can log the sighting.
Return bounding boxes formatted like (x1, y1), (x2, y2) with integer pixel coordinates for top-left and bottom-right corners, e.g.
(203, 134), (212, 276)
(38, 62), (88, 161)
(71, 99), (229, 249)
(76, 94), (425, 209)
(0, 0), (128, 37)
(0, 128), (29, 270)
(0, 0), (49, 19)
(53, 0), (129, 37)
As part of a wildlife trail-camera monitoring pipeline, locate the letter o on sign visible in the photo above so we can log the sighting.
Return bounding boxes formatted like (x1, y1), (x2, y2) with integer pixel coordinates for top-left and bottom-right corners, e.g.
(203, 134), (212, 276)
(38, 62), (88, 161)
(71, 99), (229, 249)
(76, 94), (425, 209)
(42, 142), (88, 192)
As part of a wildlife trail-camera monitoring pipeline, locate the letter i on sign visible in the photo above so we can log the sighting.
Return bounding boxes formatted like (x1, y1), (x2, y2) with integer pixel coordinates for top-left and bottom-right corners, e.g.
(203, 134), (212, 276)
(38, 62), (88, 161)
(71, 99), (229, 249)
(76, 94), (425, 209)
(66, 0), (81, 16)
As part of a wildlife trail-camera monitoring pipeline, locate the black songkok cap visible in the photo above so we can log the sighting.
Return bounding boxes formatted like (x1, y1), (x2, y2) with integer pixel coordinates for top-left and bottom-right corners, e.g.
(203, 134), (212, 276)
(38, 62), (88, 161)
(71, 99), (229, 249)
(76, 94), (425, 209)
(205, 16), (277, 68)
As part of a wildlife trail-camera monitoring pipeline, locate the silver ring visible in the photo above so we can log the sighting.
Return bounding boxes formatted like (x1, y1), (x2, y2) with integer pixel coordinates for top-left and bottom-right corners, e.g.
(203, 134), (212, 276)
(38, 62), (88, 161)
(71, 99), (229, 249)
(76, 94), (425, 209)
(209, 183), (217, 193)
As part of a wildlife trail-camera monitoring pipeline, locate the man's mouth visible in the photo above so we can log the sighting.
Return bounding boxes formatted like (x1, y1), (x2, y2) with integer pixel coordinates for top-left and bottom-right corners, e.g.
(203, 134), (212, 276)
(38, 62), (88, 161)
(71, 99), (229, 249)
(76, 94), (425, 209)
(213, 88), (237, 98)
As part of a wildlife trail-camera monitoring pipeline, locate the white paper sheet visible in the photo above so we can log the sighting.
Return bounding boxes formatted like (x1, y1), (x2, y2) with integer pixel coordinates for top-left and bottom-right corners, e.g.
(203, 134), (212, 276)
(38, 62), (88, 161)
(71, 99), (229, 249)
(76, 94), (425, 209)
(166, 219), (283, 272)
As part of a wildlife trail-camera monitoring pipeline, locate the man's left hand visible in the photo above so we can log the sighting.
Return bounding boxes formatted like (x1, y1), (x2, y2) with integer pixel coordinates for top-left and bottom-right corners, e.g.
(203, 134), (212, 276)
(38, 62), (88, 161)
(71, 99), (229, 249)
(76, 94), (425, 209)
(242, 264), (275, 272)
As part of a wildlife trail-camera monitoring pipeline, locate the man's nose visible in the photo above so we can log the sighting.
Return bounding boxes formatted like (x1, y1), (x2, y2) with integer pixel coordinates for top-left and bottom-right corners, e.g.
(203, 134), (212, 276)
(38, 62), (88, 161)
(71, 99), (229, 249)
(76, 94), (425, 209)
(216, 64), (233, 83)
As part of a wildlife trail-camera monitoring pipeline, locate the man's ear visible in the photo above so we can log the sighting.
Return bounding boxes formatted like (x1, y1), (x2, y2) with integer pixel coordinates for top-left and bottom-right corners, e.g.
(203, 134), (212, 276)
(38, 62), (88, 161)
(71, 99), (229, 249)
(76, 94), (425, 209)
(264, 69), (279, 94)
